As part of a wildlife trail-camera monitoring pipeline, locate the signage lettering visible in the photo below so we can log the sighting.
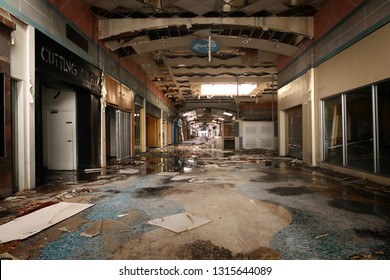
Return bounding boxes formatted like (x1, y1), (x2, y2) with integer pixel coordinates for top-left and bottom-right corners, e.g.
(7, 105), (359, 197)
(41, 46), (78, 76)
(36, 30), (102, 93)
(40, 45), (100, 88)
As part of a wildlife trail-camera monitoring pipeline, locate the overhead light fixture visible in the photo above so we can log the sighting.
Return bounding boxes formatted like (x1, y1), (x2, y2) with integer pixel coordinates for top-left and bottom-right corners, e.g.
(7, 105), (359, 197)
(242, 35), (250, 44)
(223, 112), (233, 117)
(218, 117), (225, 121)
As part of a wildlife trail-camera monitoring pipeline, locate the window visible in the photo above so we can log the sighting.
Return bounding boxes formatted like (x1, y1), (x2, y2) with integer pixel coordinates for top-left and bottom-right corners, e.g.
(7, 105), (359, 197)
(345, 87), (374, 172)
(0, 73), (4, 157)
(377, 81), (390, 175)
(322, 81), (390, 176)
(323, 96), (343, 165)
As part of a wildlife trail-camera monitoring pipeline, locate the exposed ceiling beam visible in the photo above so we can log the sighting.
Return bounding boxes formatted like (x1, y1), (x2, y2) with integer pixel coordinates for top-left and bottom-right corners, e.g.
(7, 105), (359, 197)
(186, 77), (275, 84)
(164, 55), (276, 67)
(99, 17), (314, 39)
(125, 35), (297, 56)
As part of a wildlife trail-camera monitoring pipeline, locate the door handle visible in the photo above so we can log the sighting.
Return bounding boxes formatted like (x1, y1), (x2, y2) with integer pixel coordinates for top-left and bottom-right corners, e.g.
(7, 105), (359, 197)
(67, 140), (72, 142)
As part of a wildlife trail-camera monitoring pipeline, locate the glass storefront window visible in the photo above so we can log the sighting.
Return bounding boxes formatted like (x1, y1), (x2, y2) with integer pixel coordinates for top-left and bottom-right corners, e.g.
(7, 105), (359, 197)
(323, 96), (343, 165)
(322, 81), (390, 177)
(345, 87), (374, 172)
(378, 81), (390, 175)
(0, 73), (4, 157)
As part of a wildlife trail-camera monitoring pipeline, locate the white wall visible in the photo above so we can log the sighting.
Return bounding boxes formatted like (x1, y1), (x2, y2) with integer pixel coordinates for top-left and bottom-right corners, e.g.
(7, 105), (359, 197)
(278, 70), (316, 165)
(240, 121), (275, 150)
(316, 23), (390, 99)
(10, 18), (35, 191)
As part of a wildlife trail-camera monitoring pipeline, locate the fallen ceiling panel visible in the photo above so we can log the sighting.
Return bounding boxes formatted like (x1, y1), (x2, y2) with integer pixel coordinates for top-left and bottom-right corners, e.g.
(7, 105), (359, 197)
(0, 202), (94, 243)
(148, 212), (211, 233)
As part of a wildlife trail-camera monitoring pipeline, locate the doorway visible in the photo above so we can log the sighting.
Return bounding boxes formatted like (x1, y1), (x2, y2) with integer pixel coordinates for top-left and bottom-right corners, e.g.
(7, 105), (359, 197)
(42, 88), (77, 171)
(286, 106), (303, 159)
(47, 111), (75, 170)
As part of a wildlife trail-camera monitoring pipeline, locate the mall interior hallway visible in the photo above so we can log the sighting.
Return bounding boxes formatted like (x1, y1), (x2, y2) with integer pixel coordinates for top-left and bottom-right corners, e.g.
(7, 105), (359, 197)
(0, 140), (389, 260)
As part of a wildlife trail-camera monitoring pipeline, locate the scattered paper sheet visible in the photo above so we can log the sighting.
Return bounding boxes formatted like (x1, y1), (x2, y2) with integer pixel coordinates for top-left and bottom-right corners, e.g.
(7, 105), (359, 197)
(148, 212), (211, 233)
(119, 168), (139, 174)
(156, 172), (180, 176)
(0, 202), (94, 243)
(170, 175), (196, 181)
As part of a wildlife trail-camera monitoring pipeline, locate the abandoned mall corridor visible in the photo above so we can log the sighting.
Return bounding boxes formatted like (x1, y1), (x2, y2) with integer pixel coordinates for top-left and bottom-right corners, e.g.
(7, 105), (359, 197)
(0, 140), (389, 260)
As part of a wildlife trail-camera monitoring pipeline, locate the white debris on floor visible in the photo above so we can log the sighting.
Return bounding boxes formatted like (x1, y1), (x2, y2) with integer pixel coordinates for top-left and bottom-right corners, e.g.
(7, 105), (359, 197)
(118, 168), (139, 174)
(155, 172), (180, 176)
(170, 175), (196, 181)
(0, 202), (94, 243)
(148, 212), (211, 233)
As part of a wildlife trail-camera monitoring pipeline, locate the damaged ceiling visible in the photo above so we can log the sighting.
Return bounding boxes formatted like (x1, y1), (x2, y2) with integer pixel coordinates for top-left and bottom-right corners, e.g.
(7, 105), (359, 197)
(82, 0), (326, 119)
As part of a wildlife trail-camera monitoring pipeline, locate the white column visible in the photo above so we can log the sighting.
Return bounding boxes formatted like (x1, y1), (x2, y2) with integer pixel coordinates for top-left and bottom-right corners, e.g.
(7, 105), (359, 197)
(100, 77), (107, 167)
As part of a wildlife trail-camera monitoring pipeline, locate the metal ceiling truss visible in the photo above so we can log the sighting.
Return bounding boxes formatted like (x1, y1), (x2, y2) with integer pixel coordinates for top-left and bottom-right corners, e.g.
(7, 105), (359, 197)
(82, 0), (325, 118)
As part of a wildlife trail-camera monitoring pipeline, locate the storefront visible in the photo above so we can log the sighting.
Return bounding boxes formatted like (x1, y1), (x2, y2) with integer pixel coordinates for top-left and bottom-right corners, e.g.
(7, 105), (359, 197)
(34, 30), (102, 185)
(134, 95), (144, 154)
(322, 80), (390, 176)
(146, 102), (161, 148)
(104, 76), (134, 162)
(285, 106), (303, 159)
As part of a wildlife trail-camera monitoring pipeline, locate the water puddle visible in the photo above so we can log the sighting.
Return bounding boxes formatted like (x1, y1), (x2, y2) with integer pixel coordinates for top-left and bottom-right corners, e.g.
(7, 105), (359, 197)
(266, 186), (313, 196)
(134, 186), (174, 198)
(328, 198), (390, 219)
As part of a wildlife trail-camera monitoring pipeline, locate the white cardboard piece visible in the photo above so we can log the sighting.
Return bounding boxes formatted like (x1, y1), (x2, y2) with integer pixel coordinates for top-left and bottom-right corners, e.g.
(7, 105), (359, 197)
(0, 202), (94, 243)
(156, 172), (180, 176)
(170, 175), (196, 181)
(148, 212), (211, 233)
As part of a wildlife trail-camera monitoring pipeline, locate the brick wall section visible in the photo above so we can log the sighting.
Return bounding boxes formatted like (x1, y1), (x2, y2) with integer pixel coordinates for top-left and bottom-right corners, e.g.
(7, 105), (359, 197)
(277, 0), (365, 70)
(49, 0), (97, 40)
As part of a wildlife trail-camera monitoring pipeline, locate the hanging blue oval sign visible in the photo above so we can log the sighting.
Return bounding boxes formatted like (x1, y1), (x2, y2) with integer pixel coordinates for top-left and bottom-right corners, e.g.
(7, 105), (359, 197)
(190, 39), (220, 54)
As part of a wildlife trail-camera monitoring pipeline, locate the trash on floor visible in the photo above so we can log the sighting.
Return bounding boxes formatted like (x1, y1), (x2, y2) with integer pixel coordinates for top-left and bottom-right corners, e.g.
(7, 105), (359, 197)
(315, 233), (329, 239)
(170, 175), (196, 181)
(4, 196), (26, 201)
(80, 220), (103, 238)
(148, 212), (211, 233)
(156, 172), (180, 176)
(0, 202), (94, 243)
(0, 252), (18, 260)
(84, 168), (102, 173)
(118, 168), (139, 174)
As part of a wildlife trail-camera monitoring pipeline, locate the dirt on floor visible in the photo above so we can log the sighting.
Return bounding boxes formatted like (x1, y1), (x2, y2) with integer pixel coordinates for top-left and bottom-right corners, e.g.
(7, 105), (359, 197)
(2, 144), (389, 260)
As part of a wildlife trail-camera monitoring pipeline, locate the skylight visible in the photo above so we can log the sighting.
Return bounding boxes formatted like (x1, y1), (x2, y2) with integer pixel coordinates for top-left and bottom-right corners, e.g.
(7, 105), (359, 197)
(200, 84), (257, 96)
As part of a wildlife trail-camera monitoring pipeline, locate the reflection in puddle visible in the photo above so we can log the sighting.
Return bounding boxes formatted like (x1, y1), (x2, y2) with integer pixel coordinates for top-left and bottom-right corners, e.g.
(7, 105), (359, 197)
(267, 186), (313, 196)
(328, 198), (390, 219)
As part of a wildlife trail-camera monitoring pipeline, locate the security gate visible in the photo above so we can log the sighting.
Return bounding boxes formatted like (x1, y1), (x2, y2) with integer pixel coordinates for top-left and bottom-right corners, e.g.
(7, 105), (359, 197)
(286, 106), (303, 159)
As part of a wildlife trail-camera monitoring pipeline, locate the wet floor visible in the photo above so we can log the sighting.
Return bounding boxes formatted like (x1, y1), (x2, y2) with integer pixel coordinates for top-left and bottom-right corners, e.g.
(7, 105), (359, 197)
(1, 141), (390, 260)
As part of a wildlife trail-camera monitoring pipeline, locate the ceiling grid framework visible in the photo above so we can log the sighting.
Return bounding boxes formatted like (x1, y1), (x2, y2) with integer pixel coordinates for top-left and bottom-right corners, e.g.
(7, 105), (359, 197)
(82, 0), (327, 123)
